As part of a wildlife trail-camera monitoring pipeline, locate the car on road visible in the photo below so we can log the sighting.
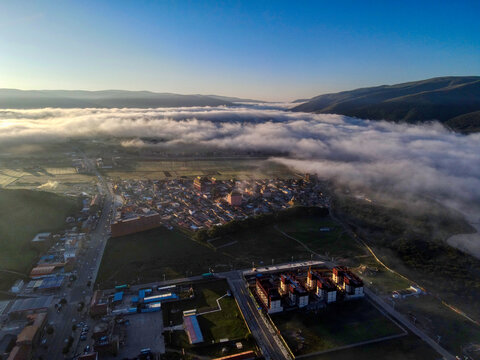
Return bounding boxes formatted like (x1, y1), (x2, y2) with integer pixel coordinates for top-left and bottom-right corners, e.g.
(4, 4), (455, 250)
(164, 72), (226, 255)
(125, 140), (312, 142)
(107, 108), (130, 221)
(80, 335), (87, 341)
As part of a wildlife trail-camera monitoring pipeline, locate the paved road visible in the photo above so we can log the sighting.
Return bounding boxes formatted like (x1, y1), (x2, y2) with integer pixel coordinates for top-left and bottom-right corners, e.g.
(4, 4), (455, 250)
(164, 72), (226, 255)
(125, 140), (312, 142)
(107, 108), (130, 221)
(326, 205), (456, 360)
(44, 154), (118, 360)
(365, 288), (455, 360)
(226, 271), (292, 360)
(109, 267), (297, 360)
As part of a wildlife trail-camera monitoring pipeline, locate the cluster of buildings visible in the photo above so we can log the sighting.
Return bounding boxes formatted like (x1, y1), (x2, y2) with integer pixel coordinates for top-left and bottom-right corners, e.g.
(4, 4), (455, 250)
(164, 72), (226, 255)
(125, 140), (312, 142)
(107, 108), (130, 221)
(6, 193), (96, 299)
(110, 175), (327, 235)
(73, 156), (118, 173)
(78, 195), (103, 233)
(0, 312), (48, 360)
(6, 231), (87, 298)
(255, 266), (364, 314)
(0, 194), (95, 358)
(88, 285), (184, 356)
(22, 232), (86, 293)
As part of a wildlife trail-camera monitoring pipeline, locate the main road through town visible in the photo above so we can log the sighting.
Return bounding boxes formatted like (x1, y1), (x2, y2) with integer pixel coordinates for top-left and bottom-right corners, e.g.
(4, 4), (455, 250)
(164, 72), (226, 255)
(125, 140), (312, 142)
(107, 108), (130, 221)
(45, 154), (119, 360)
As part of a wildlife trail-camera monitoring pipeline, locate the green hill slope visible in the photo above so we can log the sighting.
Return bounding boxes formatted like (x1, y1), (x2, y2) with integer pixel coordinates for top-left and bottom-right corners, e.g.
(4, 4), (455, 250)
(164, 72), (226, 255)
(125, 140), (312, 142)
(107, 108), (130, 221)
(0, 189), (80, 291)
(292, 76), (480, 132)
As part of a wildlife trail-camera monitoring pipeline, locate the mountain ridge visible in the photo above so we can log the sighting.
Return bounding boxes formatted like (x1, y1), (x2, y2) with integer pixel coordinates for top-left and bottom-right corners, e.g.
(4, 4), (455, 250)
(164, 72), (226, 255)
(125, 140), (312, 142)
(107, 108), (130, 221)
(291, 76), (480, 133)
(0, 89), (234, 108)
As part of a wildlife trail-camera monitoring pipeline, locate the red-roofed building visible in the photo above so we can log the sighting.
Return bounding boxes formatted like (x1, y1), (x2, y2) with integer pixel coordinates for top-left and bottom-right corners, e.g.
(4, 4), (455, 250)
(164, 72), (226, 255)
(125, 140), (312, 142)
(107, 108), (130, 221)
(227, 191), (242, 206)
(307, 268), (337, 303)
(332, 266), (364, 299)
(279, 274), (309, 308)
(111, 213), (162, 237)
(316, 277), (337, 303)
(255, 278), (283, 314)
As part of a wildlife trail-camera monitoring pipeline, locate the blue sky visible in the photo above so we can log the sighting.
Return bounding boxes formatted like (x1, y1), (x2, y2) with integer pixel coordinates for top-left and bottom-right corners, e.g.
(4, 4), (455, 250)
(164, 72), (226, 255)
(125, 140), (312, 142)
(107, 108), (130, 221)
(0, 1), (479, 100)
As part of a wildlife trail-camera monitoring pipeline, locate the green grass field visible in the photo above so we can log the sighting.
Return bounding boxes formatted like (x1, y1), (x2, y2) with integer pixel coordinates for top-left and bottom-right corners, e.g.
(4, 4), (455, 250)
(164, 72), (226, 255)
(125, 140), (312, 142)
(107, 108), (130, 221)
(103, 158), (297, 180)
(306, 334), (438, 360)
(394, 295), (480, 356)
(0, 189), (80, 291)
(95, 227), (223, 288)
(272, 299), (404, 356)
(96, 221), (318, 289)
(277, 217), (366, 260)
(162, 280), (255, 357)
(97, 214), (403, 289)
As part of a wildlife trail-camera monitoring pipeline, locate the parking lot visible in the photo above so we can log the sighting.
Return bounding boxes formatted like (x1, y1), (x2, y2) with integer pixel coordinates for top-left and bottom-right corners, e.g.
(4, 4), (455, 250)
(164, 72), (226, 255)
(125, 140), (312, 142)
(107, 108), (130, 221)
(100, 311), (165, 358)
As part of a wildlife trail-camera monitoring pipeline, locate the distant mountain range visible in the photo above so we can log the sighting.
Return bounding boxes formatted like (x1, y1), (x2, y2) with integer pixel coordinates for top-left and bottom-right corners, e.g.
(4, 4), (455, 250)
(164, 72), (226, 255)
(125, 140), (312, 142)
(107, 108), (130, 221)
(291, 76), (480, 133)
(205, 95), (266, 103)
(0, 89), (237, 108)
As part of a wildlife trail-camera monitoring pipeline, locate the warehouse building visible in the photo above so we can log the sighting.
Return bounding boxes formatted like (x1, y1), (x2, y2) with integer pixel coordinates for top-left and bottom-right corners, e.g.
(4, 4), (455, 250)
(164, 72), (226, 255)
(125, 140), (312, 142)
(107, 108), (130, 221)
(111, 213), (162, 237)
(8, 296), (53, 317)
(183, 313), (204, 345)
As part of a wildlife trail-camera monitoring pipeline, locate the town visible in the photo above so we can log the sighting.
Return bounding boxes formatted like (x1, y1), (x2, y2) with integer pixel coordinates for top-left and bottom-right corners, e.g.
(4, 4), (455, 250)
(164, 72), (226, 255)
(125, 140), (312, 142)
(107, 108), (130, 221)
(110, 176), (328, 236)
(0, 162), (451, 360)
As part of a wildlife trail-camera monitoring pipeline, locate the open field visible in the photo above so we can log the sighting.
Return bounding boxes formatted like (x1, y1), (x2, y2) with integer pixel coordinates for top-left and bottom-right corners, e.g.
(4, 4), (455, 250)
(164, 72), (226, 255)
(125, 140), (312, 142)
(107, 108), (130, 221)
(277, 216), (411, 293)
(0, 162), (96, 195)
(332, 191), (480, 317)
(96, 216), (329, 289)
(95, 227), (222, 289)
(278, 217), (366, 261)
(272, 299), (404, 356)
(0, 189), (80, 291)
(306, 334), (438, 360)
(394, 294), (480, 356)
(97, 214), (410, 293)
(103, 158), (297, 180)
(162, 280), (255, 358)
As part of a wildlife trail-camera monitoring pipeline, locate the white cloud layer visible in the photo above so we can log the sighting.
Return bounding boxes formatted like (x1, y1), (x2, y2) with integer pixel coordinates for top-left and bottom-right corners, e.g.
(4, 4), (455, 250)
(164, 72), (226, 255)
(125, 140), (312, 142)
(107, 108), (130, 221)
(1, 105), (479, 210)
